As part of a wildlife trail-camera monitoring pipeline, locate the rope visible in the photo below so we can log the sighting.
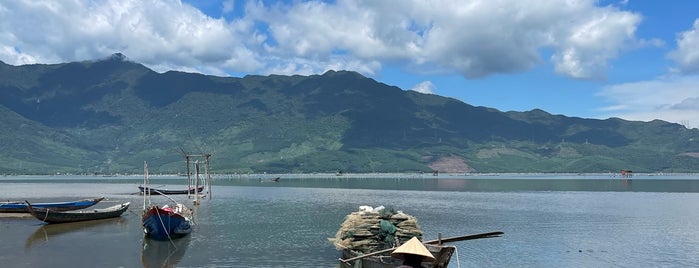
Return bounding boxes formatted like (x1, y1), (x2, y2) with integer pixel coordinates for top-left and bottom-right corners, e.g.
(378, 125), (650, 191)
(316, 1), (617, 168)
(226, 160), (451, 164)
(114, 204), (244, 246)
(152, 189), (179, 205)
(43, 208), (49, 222)
(154, 207), (177, 248)
(454, 246), (461, 268)
(126, 208), (140, 217)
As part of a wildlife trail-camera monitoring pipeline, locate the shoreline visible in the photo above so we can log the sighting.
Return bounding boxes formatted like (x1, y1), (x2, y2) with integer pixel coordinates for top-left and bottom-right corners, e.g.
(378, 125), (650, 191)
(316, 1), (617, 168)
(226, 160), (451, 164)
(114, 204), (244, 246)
(1, 172), (698, 179)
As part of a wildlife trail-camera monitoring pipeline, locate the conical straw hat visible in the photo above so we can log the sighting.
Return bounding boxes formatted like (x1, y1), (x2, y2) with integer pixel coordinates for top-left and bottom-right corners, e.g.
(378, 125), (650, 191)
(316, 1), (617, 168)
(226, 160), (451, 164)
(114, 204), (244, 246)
(390, 236), (436, 262)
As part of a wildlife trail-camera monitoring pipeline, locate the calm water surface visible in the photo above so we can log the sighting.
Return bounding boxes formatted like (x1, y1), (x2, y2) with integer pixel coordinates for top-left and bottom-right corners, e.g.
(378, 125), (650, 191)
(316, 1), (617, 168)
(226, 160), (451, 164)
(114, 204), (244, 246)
(1, 174), (698, 267)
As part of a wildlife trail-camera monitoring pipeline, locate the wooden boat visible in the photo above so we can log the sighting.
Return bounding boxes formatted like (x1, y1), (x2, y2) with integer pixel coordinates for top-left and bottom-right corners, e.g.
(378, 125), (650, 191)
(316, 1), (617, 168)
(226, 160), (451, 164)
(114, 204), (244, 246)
(338, 232), (504, 268)
(142, 204), (192, 240)
(0, 197), (104, 213)
(140, 160), (199, 241)
(25, 201), (130, 224)
(138, 185), (204, 195)
(339, 243), (456, 268)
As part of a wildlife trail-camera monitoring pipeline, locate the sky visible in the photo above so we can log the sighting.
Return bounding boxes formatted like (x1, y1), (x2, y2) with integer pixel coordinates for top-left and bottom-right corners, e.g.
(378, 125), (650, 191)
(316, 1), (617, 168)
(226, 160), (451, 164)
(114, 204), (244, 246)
(1, 0), (699, 128)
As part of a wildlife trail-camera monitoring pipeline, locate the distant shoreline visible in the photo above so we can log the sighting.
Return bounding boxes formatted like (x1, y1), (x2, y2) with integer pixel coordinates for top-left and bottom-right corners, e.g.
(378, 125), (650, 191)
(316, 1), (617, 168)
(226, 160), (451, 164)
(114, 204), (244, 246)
(2, 172), (698, 179)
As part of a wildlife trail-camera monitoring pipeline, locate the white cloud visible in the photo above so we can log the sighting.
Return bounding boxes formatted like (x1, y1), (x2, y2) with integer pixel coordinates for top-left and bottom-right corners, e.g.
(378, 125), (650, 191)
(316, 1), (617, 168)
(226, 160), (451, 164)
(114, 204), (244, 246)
(0, 45), (40, 65)
(0, 0), (642, 80)
(0, 0), (261, 74)
(668, 19), (699, 74)
(222, 0), (235, 14)
(247, 0), (642, 79)
(597, 75), (699, 127)
(551, 7), (640, 79)
(410, 81), (436, 94)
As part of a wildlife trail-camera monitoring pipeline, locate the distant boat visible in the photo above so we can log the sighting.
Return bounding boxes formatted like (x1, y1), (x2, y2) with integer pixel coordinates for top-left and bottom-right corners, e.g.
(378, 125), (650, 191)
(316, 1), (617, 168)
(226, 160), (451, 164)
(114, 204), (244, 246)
(142, 204), (192, 240)
(0, 197), (104, 213)
(25, 201), (130, 224)
(138, 185), (204, 195)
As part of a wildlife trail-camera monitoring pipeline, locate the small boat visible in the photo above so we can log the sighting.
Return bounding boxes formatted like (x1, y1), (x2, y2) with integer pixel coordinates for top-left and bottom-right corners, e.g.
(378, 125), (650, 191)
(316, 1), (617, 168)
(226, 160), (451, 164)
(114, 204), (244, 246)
(25, 201), (130, 224)
(138, 185), (204, 195)
(0, 197), (104, 213)
(140, 160), (196, 241)
(339, 243), (456, 268)
(142, 204), (192, 240)
(338, 232), (503, 268)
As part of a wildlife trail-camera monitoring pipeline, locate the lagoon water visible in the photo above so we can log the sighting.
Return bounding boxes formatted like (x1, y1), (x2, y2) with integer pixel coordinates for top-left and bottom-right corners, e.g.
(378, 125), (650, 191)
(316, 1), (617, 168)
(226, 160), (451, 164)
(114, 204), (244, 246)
(1, 173), (699, 267)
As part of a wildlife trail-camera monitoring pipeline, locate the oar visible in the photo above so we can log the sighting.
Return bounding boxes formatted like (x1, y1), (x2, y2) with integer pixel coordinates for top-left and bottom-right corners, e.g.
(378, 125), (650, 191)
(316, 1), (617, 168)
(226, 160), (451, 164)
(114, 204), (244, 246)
(424, 231), (504, 244)
(338, 231), (504, 263)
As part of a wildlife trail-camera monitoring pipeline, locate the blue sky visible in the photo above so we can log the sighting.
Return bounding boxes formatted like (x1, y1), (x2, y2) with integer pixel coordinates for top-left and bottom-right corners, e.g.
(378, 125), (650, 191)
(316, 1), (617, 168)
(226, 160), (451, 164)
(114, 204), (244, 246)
(1, 0), (699, 127)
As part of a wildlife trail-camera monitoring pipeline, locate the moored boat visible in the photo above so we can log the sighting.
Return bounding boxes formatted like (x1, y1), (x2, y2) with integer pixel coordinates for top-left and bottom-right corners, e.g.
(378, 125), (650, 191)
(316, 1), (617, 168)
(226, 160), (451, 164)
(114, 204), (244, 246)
(338, 232), (503, 268)
(141, 161), (193, 241)
(333, 206), (503, 268)
(138, 185), (204, 195)
(339, 242), (456, 268)
(26, 201), (130, 224)
(0, 197), (104, 213)
(142, 204), (192, 240)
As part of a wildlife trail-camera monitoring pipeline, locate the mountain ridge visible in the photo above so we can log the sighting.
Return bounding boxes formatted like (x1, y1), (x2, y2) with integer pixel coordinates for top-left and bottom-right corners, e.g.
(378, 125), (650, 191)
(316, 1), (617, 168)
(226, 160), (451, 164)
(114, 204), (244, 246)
(1, 54), (698, 174)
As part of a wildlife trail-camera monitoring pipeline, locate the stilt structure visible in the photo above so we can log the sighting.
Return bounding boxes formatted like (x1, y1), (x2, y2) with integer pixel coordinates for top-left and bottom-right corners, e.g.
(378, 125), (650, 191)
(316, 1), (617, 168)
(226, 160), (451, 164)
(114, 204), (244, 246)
(182, 151), (212, 204)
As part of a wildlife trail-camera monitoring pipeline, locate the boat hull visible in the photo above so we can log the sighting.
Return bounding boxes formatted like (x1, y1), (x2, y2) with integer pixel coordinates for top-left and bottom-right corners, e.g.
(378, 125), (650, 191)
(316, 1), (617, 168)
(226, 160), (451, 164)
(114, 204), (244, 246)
(138, 186), (204, 195)
(142, 206), (192, 240)
(340, 244), (456, 268)
(27, 202), (130, 224)
(0, 197), (104, 213)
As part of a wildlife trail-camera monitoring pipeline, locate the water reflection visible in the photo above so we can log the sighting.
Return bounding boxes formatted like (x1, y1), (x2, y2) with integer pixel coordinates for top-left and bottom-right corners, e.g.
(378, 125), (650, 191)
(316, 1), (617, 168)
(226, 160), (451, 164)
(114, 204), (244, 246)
(141, 237), (190, 268)
(24, 217), (128, 251)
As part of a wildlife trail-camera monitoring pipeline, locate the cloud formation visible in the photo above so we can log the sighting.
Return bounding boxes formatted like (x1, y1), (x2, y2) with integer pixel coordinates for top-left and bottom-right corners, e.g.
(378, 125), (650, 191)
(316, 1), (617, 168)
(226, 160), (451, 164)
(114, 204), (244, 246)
(0, 0), (642, 79)
(596, 19), (699, 127)
(597, 75), (699, 128)
(410, 81), (436, 94)
(668, 19), (699, 74)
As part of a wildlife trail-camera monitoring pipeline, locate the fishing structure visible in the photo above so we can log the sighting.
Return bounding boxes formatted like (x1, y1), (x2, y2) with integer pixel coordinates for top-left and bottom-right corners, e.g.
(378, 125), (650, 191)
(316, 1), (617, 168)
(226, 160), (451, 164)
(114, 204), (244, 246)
(182, 151), (213, 205)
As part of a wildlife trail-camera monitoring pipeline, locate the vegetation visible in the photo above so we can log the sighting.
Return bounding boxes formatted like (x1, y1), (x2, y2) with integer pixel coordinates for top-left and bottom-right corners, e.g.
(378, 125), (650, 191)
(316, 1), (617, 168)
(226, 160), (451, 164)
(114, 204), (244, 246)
(1, 54), (699, 174)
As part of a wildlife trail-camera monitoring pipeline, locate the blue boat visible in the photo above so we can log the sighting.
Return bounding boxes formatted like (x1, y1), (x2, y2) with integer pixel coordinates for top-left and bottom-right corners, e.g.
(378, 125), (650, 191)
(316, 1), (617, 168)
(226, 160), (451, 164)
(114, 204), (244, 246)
(142, 204), (192, 240)
(0, 197), (104, 213)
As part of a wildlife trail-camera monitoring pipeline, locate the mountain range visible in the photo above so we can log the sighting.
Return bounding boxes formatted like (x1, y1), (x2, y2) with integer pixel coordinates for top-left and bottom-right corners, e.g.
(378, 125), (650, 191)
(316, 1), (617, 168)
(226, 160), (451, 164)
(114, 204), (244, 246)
(1, 53), (698, 174)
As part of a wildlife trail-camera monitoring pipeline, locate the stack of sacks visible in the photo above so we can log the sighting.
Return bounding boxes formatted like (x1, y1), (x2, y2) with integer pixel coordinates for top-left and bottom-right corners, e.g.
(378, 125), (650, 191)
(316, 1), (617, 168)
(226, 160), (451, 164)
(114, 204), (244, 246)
(333, 206), (423, 254)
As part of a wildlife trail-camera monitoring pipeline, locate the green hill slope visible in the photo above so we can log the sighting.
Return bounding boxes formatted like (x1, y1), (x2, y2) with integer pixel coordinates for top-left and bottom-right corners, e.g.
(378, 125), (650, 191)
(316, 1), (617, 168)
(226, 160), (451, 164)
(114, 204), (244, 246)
(1, 54), (698, 174)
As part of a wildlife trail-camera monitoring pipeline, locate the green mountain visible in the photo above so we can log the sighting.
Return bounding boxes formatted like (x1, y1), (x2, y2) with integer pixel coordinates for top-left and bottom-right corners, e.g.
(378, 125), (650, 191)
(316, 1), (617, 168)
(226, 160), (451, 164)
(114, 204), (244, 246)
(1, 53), (698, 174)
